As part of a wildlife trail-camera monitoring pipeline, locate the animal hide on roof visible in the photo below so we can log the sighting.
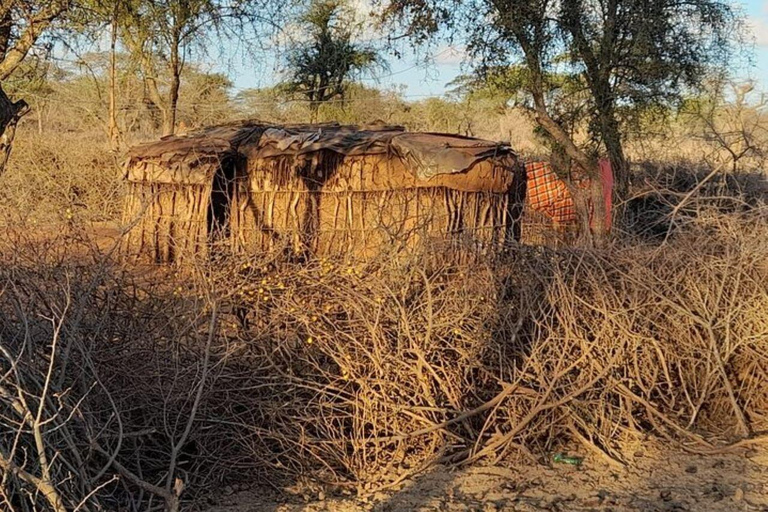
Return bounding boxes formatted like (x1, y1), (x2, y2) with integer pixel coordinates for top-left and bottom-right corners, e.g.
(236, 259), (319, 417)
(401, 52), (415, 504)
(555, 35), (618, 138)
(125, 120), (517, 184)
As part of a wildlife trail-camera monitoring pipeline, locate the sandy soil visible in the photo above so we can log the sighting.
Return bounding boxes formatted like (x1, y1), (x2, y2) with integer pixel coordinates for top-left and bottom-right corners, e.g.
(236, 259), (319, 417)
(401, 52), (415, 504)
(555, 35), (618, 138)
(208, 444), (768, 511)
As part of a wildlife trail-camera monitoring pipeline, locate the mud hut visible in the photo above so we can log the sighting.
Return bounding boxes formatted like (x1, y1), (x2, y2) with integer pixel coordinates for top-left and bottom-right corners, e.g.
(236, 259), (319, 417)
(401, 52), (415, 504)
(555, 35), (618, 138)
(122, 121), (527, 264)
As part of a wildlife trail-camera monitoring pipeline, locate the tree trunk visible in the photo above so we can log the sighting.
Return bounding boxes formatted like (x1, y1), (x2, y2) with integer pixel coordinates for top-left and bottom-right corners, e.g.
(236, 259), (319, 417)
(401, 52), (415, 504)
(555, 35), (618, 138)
(533, 106), (593, 172)
(108, 12), (120, 152)
(141, 55), (169, 135)
(598, 107), (627, 221)
(531, 100), (607, 245)
(587, 168), (606, 240)
(165, 67), (180, 136)
(36, 101), (43, 134)
(560, 4), (619, 238)
(591, 0), (627, 215)
(164, 32), (182, 137)
(0, 83), (28, 177)
(588, 79), (616, 239)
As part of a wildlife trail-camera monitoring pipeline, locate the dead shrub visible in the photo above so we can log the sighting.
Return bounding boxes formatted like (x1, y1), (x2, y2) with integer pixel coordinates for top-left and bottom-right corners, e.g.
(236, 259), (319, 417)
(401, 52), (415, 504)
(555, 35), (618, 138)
(0, 205), (766, 509)
(521, 210), (768, 464)
(623, 163), (766, 240)
(0, 131), (123, 226)
(171, 208), (767, 494)
(192, 245), (548, 492)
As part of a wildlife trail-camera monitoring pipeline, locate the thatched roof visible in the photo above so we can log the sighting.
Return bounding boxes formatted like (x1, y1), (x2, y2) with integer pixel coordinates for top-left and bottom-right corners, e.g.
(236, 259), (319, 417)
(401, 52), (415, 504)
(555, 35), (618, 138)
(126, 120), (518, 184)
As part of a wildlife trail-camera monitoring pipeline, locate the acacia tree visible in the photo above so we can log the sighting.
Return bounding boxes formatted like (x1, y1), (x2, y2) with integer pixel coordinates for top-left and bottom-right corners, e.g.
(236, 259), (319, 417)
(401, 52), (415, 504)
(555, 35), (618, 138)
(283, 0), (384, 121)
(684, 80), (766, 174)
(121, 0), (284, 136)
(382, 0), (737, 229)
(77, 1), (133, 150)
(0, 1), (72, 175)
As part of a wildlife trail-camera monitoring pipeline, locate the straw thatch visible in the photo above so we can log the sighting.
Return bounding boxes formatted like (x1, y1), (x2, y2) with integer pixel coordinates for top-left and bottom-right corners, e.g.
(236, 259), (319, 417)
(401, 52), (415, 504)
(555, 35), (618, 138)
(122, 121), (526, 264)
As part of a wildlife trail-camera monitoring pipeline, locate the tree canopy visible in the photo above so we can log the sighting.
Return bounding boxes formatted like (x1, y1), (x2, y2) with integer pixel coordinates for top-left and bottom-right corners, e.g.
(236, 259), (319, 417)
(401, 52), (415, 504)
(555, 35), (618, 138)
(282, 0), (385, 118)
(0, 1), (73, 175)
(382, 0), (741, 199)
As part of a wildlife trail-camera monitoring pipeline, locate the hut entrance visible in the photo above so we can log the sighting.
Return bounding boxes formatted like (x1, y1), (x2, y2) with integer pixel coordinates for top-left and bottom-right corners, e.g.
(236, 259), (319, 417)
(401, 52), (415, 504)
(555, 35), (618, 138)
(207, 156), (239, 245)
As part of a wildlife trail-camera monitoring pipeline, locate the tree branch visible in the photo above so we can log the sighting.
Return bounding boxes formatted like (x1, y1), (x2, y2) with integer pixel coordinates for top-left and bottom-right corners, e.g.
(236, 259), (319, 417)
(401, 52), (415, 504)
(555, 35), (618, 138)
(0, 1), (70, 81)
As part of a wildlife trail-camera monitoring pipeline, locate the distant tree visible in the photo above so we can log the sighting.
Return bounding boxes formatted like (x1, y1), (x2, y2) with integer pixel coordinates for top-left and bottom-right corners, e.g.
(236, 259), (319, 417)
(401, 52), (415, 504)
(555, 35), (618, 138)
(40, 54), (234, 137)
(382, 0), (739, 236)
(76, 0), (133, 150)
(236, 83), (407, 125)
(282, 0), (385, 121)
(119, 0), (283, 136)
(0, 1), (71, 175)
(683, 80), (767, 174)
(178, 69), (234, 128)
(235, 86), (301, 122)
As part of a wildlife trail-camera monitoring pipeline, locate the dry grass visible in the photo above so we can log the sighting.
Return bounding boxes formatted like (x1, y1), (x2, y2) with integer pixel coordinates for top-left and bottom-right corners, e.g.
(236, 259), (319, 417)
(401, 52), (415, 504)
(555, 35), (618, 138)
(0, 112), (766, 510)
(0, 191), (766, 510)
(0, 131), (124, 227)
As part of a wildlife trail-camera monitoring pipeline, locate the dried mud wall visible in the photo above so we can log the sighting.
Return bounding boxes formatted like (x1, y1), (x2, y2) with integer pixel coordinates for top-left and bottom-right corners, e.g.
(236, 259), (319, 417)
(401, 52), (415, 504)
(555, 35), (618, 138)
(229, 152), (524, 259)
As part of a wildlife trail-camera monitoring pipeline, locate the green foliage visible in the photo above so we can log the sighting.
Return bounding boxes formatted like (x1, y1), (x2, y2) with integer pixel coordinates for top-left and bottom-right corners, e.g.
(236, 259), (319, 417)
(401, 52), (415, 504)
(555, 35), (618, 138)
(382, 0), (742, 193)
(4, 58), (64, 100)
(0, 1), (71, 81)
(282, 0), (386, 115)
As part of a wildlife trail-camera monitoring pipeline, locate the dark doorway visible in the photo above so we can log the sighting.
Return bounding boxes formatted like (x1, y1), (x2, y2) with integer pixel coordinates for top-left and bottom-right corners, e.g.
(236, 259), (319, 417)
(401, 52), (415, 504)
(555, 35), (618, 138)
(208, 155), (240, 244)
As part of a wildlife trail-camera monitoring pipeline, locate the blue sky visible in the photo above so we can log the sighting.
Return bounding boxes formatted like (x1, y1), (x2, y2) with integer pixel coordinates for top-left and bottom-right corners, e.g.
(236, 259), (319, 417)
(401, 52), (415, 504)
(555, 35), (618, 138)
(743, 0), (768, 88)
(222, 0), (768, 98)
(222, 43), (466, 98)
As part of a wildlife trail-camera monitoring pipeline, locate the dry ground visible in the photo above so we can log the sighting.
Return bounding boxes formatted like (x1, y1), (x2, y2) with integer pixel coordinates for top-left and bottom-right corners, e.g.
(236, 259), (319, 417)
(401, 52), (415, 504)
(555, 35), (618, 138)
(209, 443), (768, 512)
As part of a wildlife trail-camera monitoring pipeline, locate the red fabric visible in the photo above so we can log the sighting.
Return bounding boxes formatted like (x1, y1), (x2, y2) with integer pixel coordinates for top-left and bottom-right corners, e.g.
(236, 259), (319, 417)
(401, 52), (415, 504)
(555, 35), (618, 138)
(524, 161), (576, 225)
(524, 160), (613, 230)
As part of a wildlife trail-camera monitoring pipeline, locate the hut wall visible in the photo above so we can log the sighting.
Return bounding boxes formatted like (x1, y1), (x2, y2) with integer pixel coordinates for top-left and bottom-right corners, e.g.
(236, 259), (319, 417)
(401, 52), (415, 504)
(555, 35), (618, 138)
(229, 152), (523, 259)
(122, 161), (215, 264)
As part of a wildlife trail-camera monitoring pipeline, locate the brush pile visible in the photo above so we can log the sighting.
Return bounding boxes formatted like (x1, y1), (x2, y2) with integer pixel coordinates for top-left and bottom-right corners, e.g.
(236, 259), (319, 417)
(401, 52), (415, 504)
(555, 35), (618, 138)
(0, 202), (766, 510)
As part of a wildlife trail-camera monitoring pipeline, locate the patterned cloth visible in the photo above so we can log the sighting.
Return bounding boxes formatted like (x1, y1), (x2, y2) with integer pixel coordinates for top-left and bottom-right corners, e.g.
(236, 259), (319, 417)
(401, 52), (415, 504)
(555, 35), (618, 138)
(524, 160), (613, 229)
(524, 161), (577, 225)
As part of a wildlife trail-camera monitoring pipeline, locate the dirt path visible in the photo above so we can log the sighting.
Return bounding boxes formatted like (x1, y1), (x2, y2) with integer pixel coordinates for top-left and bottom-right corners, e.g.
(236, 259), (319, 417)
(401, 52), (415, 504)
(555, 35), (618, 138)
(209, 444), (768, 511)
